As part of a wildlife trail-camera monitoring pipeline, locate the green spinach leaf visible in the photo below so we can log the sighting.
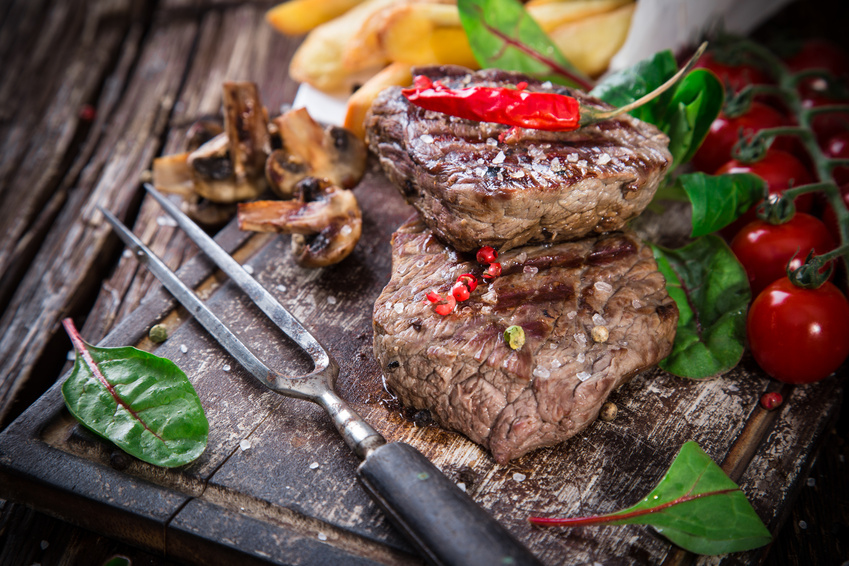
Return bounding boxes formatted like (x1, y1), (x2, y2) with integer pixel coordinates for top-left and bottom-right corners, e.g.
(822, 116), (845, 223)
(62, 319), (208, 468)
(457, 0), (592, 89)
(651, 237), (750, 379)
(677, 172), (767, 237)
(661, 69), (725, 166)
(590, 49), (679, 124)
(530, 442), (772, 555)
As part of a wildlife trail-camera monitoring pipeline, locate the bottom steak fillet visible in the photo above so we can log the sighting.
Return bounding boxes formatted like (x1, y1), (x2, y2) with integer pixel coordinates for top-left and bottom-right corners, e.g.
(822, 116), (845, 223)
(373, 218), (678, 463)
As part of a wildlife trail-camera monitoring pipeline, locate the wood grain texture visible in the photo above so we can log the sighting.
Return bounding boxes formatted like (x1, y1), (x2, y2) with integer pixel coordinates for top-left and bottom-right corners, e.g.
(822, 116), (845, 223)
(0, 0), (846, 564)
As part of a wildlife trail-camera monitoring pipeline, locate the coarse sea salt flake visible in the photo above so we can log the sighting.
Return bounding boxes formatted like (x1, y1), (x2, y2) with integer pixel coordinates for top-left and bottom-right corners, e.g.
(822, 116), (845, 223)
(493, 150), (506, 164)
(592, 313), (606, 326)
(550, 157), (563, 172)
(223, 364), (231, 372)
(509, 169), (525, 179)
(394, 303), (404, 313)
(533, 366), (551, 378)
(309, 462), (320, 469)
(239, 439), (251, 451)
(457, 482), (467, 492)
(567, 311), (577, 320)
(317, 532), (328, 541)
(576, 371), (591, 382)
(327, 295), (338, 305)
(420, 134), (434, 143)
(486, 137), (498, 146)
(550, 359), (562, 369)
(567, 153), (579, 162)
(513, 472), (527, 482)
(598, 153), (611, 165)
(574, 333), (587, 345)
(340, 224), (353, 236)
(632, 299), (642, 308)
(180, 344), (188, 354)
(523, 266), (538, 275)
(277, 284), (288, 293)
(594, 281), (613, 294)
(577, 352), (585, 363)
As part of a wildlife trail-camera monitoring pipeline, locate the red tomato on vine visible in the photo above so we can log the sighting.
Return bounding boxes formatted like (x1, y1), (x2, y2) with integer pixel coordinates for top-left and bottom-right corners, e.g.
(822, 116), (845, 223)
(716, 149), (814, 238)
(748, 277), (849, 384)
(692, 102), (794, 174)
(730, 213), (835, 298)
(694, 52), (772, 93)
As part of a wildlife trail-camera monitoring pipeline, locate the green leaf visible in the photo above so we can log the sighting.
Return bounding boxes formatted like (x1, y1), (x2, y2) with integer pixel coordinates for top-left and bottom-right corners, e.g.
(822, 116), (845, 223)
(62, 319), (208, 468)
(651, 237), (750, 379)
(590, 50), (678, 124)
(677, 172), (767, 237)
(457, 0), (591, 89)
(530, 442), (772, 555)
(660, 69), (725, 166)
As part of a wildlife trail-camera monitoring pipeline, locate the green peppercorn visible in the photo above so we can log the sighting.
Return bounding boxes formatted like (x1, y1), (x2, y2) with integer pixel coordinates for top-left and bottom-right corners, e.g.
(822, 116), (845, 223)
(149, 324), (168, 343)
(504, 325), (525, 350)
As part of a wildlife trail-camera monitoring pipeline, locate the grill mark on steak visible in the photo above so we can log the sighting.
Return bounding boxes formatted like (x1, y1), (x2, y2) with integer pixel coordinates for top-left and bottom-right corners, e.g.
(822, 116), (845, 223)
(365, 66), (673, 252)
(373, 218), (678, 463)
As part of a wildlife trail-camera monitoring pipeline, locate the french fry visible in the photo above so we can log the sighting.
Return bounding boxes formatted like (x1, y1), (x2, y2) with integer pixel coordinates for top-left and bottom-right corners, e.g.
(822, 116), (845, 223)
(289, 0), (396, 93)
(266, 0), (367, 36)
(344, 62), (413, 140)
(547, 2), (635, 77)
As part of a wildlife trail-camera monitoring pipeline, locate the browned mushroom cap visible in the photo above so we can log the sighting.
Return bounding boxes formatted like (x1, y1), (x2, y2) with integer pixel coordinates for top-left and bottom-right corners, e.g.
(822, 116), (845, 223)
(222, 82), (271, 183)
(266, 108), (367, 199)
(237, 178), (362, 268)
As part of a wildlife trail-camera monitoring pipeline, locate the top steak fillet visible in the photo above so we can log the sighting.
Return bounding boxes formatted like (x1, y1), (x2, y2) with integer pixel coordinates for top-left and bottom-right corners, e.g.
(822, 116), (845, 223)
(373, 218), (678, 463)
(365, 66), (673, 252)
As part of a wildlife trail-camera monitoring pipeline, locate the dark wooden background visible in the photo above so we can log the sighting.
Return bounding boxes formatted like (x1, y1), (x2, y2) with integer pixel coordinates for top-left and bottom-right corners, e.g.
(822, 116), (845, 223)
(0, 0), (847, 564)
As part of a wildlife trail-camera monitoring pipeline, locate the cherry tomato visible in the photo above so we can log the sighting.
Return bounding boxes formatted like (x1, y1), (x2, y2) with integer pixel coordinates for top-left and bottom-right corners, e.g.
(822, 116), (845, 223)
(730, 212), (835, 298)
(748, 277), (849, 384)
(784, 39), (849, 87)
(716, 148), (814, 238)
(799, 90), (849, 146)
(694, 52), (772, 93)
(692, 102), (794, 174)
(823, 132), (849, 186)
(821, 183), (849, 243)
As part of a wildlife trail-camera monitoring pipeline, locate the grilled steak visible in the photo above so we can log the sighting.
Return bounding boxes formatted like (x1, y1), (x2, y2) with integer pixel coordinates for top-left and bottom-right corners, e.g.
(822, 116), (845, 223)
(373, 218), (678, 463)
(365, 66), (673, 252)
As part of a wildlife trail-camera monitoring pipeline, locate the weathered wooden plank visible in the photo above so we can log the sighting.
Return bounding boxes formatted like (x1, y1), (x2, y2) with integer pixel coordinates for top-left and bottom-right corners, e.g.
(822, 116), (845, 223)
(0, 12), (198, 426)
(0, 0), (143, 304)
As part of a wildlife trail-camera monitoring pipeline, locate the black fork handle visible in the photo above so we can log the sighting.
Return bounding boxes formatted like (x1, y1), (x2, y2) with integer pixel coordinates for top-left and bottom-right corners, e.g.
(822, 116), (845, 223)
(358, 442), (543, 566)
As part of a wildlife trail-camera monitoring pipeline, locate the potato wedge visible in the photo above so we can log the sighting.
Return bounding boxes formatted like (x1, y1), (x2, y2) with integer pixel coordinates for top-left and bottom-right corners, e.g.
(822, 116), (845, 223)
(527, 0), (633, 32)
(344, 62), (413, 139)
(289, 0), (396, 92)
(266, 0), (366, 36)
(548, 3), (635, 77)
(378, 4), (477, 67)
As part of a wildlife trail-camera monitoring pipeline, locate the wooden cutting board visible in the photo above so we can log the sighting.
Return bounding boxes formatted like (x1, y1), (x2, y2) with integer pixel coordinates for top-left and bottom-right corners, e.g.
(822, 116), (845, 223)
(0, 164), (842, 566)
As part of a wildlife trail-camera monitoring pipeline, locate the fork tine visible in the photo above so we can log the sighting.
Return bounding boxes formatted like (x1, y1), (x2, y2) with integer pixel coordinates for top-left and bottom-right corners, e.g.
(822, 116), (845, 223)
(99, 206), (272, 382)
(144, 183), (332, 372)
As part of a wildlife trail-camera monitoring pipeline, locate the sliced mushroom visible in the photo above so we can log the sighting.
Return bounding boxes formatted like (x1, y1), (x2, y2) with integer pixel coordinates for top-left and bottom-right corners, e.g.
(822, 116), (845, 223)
(237, 177), (362, 268)
(155, 83), (270, 204)
(181, 194), (237, 229)
(266, 107), (367, 198)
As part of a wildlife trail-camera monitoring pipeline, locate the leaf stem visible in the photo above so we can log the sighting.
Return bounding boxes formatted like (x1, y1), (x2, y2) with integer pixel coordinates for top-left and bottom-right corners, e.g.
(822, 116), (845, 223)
(62, 318), (165, 442)
(529, 488), (740, 526)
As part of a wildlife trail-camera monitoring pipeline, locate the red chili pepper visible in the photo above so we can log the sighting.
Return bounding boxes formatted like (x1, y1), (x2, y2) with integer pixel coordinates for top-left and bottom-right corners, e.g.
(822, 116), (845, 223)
(476, 246), (498, 265)
(402, 76), (580, 132)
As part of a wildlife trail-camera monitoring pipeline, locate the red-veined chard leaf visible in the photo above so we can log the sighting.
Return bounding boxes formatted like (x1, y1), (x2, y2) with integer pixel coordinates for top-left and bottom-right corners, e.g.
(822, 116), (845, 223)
(457, 0), (592, 90)
(62, 318), (208, 468)
(677, 172), (767, 237)
(650, 237), (750, 379)
(530, 442), (772, 555)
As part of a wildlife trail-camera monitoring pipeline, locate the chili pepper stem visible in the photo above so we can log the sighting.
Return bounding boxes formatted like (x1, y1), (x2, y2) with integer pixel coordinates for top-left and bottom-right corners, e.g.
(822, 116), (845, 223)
(579, 42), (708, 127)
